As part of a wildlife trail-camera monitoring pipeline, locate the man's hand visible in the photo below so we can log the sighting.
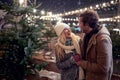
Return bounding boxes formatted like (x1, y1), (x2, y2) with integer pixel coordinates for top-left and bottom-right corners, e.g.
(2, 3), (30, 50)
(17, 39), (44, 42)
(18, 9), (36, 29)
(73, 54), (82, 62)
(75, 61), (81, 66)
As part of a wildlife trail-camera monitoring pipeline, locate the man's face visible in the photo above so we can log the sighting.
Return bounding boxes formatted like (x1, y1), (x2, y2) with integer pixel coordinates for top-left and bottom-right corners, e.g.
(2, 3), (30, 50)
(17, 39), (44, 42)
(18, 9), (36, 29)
(78, 17), (88, 33)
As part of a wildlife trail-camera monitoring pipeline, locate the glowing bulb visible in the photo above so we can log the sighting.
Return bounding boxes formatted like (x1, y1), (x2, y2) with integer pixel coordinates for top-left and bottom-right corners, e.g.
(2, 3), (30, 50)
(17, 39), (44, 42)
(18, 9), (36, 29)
(19, 0), (24, 5)
(33, 8), (37, 13)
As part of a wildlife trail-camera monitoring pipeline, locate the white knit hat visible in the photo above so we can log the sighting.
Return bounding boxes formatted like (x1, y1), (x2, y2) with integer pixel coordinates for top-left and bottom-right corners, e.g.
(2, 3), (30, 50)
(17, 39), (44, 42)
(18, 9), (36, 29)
(54, 22), (70, 36)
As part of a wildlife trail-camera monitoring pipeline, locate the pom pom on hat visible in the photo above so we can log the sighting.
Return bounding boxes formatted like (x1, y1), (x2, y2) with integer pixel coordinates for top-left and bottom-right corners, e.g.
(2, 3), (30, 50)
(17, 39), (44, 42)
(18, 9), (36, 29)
(54, 22), (70, 36)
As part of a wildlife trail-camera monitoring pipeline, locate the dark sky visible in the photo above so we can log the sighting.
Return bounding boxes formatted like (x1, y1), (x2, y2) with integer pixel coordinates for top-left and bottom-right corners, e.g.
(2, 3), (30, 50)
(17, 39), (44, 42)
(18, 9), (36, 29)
(0, 0), (111, 13)
(0, 0), (13, 5)
(37, 0), (82, 13)
(36, 0), (110, 14)
(0, 0), (118, 18)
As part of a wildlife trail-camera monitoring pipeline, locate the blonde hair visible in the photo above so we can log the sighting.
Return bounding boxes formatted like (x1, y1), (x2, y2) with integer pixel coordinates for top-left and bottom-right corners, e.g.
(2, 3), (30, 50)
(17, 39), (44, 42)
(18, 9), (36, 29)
(55, 32), (66, 61)
(55, 31), (81, 61)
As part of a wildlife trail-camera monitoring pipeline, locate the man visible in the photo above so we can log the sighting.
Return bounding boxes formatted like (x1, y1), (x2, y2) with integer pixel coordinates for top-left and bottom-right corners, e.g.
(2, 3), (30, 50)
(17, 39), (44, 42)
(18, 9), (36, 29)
(74, 10), (113, 80)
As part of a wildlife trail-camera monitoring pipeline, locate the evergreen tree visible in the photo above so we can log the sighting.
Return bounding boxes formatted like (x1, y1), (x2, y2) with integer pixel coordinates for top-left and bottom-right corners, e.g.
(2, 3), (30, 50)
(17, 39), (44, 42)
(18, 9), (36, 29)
(0, 1), (50, 80)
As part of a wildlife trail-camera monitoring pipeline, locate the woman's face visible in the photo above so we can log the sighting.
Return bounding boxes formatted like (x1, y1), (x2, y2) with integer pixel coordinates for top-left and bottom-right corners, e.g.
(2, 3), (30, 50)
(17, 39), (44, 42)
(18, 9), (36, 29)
(63, 28), (71, 38)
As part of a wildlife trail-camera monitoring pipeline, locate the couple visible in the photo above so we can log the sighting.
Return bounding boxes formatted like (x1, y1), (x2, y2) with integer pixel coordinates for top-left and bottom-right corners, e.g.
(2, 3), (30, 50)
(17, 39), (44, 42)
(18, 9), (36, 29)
(54, 10), (113, 80)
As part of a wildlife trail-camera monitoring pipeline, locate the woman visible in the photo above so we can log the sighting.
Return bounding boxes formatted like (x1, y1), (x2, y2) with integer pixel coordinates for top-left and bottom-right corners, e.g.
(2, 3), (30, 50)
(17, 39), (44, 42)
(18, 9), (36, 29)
(54, 22), (84, 80)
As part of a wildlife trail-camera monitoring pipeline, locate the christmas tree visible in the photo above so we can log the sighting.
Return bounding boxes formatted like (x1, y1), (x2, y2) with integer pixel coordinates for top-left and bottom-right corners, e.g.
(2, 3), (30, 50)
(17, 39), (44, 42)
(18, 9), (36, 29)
(0, 1), (52, 80)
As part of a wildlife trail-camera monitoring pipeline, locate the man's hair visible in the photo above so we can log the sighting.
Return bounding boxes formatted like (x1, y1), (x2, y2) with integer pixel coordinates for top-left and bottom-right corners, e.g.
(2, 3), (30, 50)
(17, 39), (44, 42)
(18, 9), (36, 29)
(79, 10), (99, 29)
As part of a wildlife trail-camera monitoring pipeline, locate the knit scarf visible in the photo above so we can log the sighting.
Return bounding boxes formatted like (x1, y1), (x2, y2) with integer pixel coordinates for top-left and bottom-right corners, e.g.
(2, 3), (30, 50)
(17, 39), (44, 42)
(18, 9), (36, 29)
(56, 33), (85, 80)
(57, 33), (81, 54)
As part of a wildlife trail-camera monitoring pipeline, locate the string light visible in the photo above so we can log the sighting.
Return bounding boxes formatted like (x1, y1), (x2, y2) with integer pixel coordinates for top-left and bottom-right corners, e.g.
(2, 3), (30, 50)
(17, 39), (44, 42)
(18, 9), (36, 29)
(111, 1), (114, 4)
(41, 10), (45, 15)
(37, 0), (119, 23)
(40, 15), (120, 22)
(33, 8), (37, 13)
(54, 0), (118, 17)
(19, 0), (24, 5)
